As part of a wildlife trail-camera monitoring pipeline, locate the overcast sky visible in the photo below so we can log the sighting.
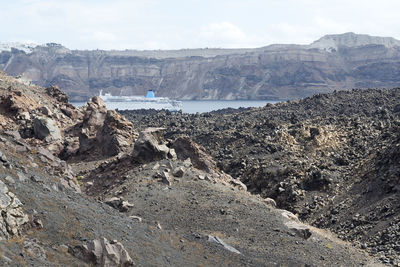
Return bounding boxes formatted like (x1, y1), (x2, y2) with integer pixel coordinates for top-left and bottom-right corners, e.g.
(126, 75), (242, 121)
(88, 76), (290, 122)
(2, 0), (400, 50)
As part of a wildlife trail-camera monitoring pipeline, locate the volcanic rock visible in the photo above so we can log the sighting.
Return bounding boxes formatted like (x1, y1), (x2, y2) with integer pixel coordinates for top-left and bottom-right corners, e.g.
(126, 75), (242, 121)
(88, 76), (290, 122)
(81, 96), (107, 129)
(172, 166), (185, 177)
(121, 87), (400, 264)
(23, 239), (46, 260)
(33, 116), (61, 142)
(104, 197), (134, 212)
(132, 128), (171, 163)
(71, 237), (134, 267)
(0, 90), (39, 117)
(45, 85), (69, 103)
(0, 71), (386, 266)
(208, 235), (241, 254)
(96, 110), (136, 157)
(172, 136), (217, 173)
(77, 96), (107, 154)
(0, 180), (29, 239)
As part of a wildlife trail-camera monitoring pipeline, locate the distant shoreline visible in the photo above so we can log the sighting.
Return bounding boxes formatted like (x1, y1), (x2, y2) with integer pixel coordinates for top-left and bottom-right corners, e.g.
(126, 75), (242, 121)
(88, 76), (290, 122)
(71, 99), (279, 113)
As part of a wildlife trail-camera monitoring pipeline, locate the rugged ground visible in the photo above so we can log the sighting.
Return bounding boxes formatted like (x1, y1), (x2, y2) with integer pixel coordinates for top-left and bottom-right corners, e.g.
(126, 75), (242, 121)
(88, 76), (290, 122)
(121, 87), (400, 265)
(0, 70), (384, 266)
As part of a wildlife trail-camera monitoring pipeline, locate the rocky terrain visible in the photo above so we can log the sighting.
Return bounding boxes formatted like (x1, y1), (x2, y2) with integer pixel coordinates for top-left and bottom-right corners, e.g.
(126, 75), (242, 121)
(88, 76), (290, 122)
(121, 87), (400, 265)
(2, 32), (400, 101)
(0, 70), (385, 266)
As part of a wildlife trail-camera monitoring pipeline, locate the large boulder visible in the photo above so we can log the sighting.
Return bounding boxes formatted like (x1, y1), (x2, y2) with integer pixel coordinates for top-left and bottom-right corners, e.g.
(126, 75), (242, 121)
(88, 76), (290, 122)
(70, 237), (134, 267)
(78, 96), (107, 154)
(172, 136), (217, 173)
(63, 97), (137, 158)
(81, 96), (107, 130)
(132, 128), (174, 163)
(96, 110), (136, 157)
(33, 116), (61, 142)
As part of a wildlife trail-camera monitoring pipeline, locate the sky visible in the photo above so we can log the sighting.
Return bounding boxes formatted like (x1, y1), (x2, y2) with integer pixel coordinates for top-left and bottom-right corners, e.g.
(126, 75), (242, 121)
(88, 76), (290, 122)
(1, 0), (400, 50)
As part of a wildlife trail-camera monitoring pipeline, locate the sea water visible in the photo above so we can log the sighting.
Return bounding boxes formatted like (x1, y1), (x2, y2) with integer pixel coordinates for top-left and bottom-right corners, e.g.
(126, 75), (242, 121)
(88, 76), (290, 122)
(71, 100), (279, 114)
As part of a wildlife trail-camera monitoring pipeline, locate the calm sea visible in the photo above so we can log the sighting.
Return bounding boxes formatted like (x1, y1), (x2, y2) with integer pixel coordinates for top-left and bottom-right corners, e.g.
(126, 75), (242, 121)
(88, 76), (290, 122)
(71, 100), (278, 114)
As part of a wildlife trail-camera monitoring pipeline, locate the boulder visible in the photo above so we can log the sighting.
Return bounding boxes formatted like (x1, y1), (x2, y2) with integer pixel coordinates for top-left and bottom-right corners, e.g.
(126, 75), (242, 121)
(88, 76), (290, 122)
(96, 110), (136, 157)
(81, 96), (107, 129)
(78, 129), (94, 154)
(0, 181), (29, 239)
(284, 221), (312, 240)
(23, 239), (47, 260)
(18, 112), (30, 121)
(33, 116), (61, 142)
(172, 136), (217, 173)
(104, 197), (133, 212)
(208, 235), (241, 254)
(40, 106), (53, 116)
(71, 238), (134, 267)
(172, 166), (185, 177)
(77, 96), (107, 154)
(160, 171), (172, 185)
(132, 128), (171, 163)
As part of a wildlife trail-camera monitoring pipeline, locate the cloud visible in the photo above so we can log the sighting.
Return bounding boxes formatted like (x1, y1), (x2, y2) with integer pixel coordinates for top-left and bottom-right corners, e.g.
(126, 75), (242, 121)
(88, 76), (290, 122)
(200, 22), (246, 42)
(198, 22), (273, 48)
(90, 32), (117, 43)
(1, 0), (400, 49)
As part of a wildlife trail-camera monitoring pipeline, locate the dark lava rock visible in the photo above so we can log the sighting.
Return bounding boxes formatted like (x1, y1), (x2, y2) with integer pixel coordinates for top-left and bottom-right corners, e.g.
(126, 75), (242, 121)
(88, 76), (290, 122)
(120, 87), (400, 263)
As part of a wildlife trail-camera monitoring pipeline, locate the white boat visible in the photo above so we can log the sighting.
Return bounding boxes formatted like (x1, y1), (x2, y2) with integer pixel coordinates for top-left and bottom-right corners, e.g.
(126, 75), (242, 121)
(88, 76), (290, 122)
(99, 90), (182, 111)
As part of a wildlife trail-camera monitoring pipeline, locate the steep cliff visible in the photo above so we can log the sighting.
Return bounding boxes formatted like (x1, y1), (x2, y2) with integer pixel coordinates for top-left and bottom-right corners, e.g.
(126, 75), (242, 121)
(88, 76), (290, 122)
(2, 32), (400, 101)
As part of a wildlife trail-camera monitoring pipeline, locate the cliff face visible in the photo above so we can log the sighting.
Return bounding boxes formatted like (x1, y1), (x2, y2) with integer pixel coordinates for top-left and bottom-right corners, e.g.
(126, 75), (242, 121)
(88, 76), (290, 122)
(2, 33), (400, 101)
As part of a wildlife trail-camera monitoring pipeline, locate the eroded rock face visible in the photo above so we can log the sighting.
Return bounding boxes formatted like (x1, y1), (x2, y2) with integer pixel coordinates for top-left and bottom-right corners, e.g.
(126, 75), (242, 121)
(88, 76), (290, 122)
(71, 238), (134, 267)
(172, 136), (217, 173)
(78, 96), (107, 154)
(81, 96), (107, 129)
(132, 128), (173, 163)
(0, 90), (40, 116)
(60, 96), (137, 159)
(96, 110), (136, 157)
(0, 180), (29, 239)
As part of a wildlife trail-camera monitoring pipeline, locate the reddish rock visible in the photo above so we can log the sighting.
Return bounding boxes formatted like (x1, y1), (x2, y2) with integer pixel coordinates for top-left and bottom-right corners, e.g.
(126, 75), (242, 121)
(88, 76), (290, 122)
(96, 110), (136, 157)
(0, 90), (39, 116)
(172, 136), (217, 173)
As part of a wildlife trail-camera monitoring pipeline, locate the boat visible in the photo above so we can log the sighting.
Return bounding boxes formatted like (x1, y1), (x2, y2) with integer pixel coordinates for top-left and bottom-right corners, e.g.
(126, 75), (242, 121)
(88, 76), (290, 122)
(99, 90), (182, 111)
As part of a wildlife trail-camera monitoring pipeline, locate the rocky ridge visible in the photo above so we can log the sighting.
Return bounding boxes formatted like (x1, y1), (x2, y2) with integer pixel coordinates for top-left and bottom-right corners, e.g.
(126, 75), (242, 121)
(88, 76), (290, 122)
(309, 32), (400, 51)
